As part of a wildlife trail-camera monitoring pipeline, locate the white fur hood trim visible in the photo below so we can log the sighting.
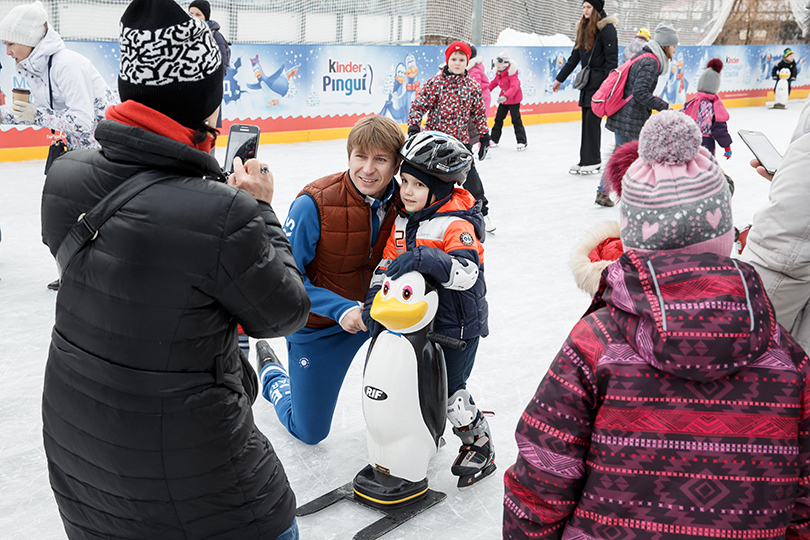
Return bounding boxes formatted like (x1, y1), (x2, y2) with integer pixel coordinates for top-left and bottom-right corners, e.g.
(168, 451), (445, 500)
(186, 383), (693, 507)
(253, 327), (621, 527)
(598, 15), (618, 30)
(569, 221), (621, 297)
(468, 55), (484, 68)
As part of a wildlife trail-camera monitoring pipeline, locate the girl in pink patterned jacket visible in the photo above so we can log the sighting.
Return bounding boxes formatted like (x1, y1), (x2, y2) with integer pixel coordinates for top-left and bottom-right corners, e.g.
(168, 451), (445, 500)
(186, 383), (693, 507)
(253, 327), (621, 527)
(503, 111), (810, 540)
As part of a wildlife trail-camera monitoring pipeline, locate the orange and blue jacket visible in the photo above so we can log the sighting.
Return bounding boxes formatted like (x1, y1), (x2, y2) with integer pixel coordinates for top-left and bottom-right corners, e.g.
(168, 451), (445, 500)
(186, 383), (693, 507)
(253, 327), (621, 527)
(366, 188), (488, 340)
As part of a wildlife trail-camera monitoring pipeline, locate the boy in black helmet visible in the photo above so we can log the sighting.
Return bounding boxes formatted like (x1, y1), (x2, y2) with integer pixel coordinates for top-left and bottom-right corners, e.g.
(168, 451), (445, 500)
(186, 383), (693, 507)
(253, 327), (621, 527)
(363, 130), (495, 488)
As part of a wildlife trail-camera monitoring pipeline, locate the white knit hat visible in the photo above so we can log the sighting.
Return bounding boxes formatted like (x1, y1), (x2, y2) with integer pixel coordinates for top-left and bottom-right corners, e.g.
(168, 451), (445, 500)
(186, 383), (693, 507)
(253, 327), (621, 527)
(0, 1), (48, 47)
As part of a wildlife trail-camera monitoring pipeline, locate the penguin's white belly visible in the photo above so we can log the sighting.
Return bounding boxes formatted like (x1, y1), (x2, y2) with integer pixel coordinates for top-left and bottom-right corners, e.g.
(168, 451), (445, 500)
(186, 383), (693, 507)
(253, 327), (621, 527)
(775, 79), (790, 104)
(363, 332), (438, 482)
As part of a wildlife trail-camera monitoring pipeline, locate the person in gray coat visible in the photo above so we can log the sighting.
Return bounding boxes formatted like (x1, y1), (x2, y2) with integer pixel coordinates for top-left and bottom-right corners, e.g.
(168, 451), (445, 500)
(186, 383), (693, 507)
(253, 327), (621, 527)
(740, 96), (810, 355)
(605, 22), (678, 146)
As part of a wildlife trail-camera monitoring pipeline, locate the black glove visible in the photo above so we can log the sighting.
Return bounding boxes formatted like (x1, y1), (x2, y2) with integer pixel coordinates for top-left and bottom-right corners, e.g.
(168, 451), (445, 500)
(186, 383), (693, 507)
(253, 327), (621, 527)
(478, 135), (490, 161)
(407, 124), (420, 137)
(386, 250), (416, 280)
(362, 304), (382, 337)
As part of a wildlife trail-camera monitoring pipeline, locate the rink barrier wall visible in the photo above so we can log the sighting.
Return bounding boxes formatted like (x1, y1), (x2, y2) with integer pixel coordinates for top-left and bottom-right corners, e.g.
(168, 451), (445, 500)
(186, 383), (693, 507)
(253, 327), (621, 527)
(0, 43), (807, 162)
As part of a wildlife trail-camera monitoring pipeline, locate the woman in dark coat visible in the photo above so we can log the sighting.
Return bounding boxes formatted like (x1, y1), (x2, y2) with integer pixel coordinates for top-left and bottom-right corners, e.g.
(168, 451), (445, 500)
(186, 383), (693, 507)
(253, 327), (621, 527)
(39, 1), (310, 539)
(553, 0), (618, 183)
(605, 22), (678, 146)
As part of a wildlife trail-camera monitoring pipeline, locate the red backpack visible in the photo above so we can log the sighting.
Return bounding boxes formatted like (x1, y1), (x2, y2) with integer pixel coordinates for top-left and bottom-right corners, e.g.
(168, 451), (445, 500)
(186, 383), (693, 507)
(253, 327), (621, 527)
(591, 52), (660, 118)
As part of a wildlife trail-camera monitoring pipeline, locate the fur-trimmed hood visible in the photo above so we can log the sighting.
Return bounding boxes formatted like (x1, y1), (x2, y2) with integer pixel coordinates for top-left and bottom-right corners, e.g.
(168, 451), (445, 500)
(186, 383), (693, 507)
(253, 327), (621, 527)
(496, 61), (518, 77)
(468, 55), (484, 68)
(577, 14), (618, 36)
(598, 14), (618, 30)
(570, 221), (622, 296)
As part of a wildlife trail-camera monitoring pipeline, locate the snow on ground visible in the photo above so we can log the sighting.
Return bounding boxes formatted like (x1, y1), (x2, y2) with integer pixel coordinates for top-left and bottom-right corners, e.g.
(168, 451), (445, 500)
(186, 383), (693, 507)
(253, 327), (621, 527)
(0, 103), (801, 539)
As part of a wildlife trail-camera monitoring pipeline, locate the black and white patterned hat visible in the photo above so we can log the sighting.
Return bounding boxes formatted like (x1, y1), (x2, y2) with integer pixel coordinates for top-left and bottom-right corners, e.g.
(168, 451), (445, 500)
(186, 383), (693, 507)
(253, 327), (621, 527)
(118, 0), (222, 128)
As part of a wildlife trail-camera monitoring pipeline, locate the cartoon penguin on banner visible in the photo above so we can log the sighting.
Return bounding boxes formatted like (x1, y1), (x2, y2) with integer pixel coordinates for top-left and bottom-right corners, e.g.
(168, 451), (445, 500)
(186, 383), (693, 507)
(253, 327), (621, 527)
(403, 53), (420, 114)
(246, 54), (300, 106)
(380, 63), (408, 123)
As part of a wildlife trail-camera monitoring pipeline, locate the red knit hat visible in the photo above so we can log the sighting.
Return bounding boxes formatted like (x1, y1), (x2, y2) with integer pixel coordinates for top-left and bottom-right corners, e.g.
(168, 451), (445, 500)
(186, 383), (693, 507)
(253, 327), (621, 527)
(445, 41), (471, 64)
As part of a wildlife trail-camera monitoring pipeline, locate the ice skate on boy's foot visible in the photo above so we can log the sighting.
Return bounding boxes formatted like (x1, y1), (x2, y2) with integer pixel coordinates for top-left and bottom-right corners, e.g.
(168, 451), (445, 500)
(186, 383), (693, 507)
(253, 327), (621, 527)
(484, 215), (496, 234)
(256, 340), (290, 407)
(516, 143), (527, 151)
(569, 164), (582, 175)
(447, 390), (496, 488)
(579, 163), (602, 175)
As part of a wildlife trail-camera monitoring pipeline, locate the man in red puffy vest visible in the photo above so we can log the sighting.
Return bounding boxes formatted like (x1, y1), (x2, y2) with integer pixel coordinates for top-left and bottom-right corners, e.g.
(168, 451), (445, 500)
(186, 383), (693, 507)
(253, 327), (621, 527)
(256, 115), (406, 444)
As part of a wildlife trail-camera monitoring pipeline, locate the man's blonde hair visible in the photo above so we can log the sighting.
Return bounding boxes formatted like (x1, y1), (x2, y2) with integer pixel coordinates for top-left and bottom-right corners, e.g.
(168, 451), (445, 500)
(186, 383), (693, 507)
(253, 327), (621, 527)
(346, 116), (406, 162)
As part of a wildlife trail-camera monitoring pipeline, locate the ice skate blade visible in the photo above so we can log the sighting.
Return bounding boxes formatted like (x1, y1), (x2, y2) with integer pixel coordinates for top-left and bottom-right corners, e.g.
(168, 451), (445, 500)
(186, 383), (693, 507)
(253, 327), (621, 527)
(456, 462), (497, 489)
(296, 479), (446, 540)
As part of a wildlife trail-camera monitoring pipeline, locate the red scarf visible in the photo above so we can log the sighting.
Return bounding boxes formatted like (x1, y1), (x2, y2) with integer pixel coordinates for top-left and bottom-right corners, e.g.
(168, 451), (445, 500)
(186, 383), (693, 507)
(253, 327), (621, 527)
(105, 100), (216, 153)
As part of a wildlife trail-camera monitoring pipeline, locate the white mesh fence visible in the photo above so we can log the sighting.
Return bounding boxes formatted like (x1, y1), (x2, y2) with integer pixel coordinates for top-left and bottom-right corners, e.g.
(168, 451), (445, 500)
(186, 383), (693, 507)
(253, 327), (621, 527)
(0, 0), (761, 46)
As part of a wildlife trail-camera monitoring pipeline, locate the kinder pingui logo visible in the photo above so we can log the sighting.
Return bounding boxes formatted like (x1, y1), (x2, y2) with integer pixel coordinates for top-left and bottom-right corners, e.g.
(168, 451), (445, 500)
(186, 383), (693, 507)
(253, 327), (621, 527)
(323, 58), (373, 96)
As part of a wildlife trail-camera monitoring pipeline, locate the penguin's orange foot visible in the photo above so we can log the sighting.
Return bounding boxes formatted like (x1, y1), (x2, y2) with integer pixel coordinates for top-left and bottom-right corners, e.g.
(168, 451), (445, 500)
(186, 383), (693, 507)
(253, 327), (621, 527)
(267, 100), (279, 105)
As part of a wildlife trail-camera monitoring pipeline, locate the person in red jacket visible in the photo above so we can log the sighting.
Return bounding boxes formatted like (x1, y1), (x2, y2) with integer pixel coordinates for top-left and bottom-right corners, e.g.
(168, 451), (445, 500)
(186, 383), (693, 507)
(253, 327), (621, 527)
(407, 41), (495, 233)
(488, 50), (527, 151)
(504, 111), (810, 539)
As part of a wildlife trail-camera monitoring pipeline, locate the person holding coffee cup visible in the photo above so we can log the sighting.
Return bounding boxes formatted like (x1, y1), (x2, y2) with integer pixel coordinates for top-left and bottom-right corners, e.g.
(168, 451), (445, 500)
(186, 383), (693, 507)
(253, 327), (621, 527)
(0, 1), (116, 151)
(12, 88), (29, 102)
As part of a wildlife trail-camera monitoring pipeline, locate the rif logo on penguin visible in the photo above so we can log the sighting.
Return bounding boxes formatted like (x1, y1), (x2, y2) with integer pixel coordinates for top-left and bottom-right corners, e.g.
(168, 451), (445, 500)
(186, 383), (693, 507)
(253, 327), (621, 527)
(364, 385), (388, 401)
(323, 58), (373, 96)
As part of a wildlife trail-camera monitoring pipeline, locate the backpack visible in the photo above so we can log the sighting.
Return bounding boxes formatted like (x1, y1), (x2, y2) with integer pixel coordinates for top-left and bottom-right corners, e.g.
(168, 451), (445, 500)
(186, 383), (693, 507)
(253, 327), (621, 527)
(591, 52), (660, 118)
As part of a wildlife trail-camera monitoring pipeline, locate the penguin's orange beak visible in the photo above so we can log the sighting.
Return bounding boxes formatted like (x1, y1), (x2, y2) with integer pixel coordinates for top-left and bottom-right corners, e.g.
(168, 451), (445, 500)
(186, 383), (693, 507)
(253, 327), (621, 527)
(369, 291), (428, 331)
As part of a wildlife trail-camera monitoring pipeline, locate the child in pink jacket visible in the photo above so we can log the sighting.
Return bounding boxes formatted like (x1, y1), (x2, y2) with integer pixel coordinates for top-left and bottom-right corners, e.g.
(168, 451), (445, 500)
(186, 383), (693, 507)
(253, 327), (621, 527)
(488, 50), (527, 150)
(681, 58), (732, 158)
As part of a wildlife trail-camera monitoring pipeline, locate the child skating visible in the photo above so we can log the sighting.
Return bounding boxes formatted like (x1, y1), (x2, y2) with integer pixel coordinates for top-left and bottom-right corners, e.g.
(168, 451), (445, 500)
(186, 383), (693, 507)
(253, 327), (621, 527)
(363, 131), (495, 488)
(488, 50), (527, 151)
(682, 58), (732, 158)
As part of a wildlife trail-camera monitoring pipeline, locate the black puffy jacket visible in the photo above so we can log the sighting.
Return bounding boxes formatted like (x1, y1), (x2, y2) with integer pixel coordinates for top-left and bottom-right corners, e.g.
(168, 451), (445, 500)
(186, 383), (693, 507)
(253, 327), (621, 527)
(40, 119), (310, 540)
(605, 42), (670, 139)
(556, 14), (619, 108)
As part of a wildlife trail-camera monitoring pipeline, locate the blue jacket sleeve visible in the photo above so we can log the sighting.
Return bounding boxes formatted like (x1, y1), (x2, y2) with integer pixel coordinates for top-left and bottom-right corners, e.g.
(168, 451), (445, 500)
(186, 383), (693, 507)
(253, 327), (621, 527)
(284, 195), (361, 323)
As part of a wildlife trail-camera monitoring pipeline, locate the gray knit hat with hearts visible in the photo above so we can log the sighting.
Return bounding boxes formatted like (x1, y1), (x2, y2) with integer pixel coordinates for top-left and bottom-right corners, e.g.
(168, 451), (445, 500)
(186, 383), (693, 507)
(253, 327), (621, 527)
(620, 110), (733, 256)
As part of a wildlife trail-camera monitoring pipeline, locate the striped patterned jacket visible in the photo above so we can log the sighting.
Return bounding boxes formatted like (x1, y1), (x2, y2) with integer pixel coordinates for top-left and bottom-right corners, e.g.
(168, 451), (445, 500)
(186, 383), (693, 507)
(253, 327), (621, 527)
(503, 250), (810, 540)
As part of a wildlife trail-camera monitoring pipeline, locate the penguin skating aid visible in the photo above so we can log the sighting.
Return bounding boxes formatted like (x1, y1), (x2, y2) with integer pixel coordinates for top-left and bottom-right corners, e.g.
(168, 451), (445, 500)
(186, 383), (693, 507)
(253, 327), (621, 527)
(771, 68), (791, 109)
(296, 271), (461, 539)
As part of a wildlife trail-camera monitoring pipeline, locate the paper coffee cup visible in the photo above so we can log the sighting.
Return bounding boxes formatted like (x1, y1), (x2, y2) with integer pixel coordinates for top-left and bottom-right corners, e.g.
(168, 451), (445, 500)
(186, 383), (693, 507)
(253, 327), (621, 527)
(12, 88), (30, 103)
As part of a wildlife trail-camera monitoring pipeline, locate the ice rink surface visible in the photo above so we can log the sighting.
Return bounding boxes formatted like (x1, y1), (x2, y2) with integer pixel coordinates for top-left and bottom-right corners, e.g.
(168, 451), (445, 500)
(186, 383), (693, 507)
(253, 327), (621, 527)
(0, 102), (801, 539)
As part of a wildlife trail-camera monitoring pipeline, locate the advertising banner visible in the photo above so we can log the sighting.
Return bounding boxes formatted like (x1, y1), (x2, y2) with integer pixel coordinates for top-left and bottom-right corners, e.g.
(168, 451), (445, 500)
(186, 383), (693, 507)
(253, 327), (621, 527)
(0, 42), (807, 154)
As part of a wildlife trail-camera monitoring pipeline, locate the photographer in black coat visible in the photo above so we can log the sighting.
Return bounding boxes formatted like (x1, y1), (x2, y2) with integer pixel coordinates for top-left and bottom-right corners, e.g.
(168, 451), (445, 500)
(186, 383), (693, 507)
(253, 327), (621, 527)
(40, 0), (309, 538)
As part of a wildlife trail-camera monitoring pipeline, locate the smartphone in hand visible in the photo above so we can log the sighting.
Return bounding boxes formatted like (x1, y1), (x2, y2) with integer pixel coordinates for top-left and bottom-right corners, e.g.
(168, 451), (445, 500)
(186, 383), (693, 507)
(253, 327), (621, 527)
(737, 129), (782, 175)
(223, 124), (261, 174)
